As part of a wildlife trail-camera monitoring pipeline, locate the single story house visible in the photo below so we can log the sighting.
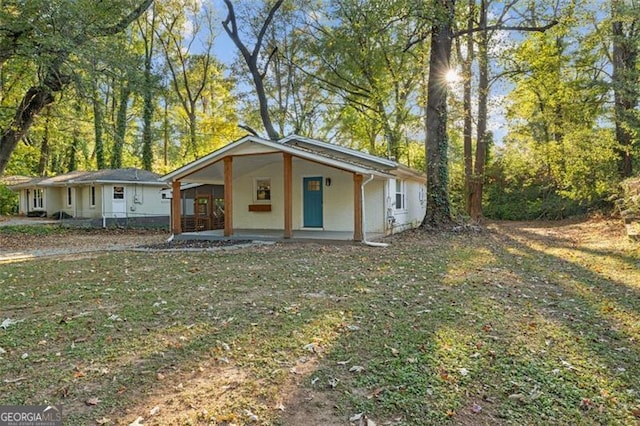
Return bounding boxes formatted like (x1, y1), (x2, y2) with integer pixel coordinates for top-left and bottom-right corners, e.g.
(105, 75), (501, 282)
(7, 168), (170, 227)
(161, 135), (427, 242)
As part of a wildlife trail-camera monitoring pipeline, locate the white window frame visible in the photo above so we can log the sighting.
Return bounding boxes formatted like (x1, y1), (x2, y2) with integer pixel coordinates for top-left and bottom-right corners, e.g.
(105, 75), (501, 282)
(90, 185), (96, 208)
(32, 188), (44, 209)
(66, 187), (73, 207)
(113, 186), (125, 200)
(254, 177), (271, 203)
(395, 180), (406, 211)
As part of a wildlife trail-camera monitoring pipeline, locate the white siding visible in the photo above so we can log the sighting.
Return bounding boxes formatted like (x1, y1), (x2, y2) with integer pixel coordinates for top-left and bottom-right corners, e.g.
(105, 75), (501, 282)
(385, 178), (426, 234)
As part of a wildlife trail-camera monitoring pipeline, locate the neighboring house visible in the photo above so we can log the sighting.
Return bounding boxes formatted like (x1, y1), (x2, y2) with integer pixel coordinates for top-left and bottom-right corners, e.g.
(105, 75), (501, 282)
(7, 168), (170, 227)
(161, 135), (427, 241)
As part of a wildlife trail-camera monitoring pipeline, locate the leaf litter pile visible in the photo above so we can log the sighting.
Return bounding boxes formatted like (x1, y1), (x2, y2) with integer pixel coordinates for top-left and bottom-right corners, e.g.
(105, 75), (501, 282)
(1, 217), (639, 425)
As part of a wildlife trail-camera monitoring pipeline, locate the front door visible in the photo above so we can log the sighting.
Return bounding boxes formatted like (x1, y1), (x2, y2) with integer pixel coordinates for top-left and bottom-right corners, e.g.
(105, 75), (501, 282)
(112, 186), (126, 218)
(194, 195), (211, 230)
(303, 176), (323, 228)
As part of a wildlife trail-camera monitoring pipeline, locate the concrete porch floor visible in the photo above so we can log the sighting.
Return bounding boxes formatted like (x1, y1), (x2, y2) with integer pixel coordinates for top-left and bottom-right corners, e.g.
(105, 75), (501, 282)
(174, 228), (386, 243)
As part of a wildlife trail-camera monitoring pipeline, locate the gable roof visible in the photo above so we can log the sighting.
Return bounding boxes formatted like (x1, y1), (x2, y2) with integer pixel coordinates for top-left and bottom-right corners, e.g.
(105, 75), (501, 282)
(161, 134), (425, 182)
(5, 168), (166, 189)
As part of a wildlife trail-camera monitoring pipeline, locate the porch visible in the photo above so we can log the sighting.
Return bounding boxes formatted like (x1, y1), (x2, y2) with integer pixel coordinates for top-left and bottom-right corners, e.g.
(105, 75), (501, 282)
(174, 228), (386, 243)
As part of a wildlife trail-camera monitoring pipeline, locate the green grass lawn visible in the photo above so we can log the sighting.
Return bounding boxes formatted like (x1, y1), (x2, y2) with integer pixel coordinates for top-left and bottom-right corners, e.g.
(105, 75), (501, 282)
(1, 220), (639, 425)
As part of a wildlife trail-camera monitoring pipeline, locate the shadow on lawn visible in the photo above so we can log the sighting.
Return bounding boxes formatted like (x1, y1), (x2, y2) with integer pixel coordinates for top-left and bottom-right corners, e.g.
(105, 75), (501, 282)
(2, 228), (639, 425)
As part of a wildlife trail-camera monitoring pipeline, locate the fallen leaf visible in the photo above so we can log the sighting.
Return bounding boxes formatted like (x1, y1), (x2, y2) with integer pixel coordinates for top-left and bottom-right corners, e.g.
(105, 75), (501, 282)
(471, 403), (482, 414)
(1, 318), (23, 329)
(96, 417), (111, 425)
(337, 358), (351, 366)
(459, 368), (469, 376)
(149, 406), (160, 416)
(349, 365), (365, 373)
(580, 398), (594, 411)
(85, 397), (101, 406)
(328, 377), (339, 389)
(349, 413), (363, 422)
(243, 409), (259, 422)
(274, 403), (285, 411)
(508, 393), (526, 403)
(3, 377), (26, 384)
(128, 417), (144, 426)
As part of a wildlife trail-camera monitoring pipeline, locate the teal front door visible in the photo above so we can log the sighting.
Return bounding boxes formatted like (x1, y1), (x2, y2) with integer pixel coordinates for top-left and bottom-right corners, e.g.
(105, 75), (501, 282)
(303, 177), (323, 227)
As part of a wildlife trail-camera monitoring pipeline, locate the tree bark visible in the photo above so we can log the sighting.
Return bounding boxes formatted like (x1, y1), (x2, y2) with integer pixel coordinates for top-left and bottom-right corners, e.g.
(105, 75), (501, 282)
(469, 0), (488, 222)
(222, 0), (284, 141)
(422, 0), (456, 227)
(111, 83), (131, 169)
(0, 86), (55, 175)
(611, 0), (638, 178)
(140, 4), (156, 171)
(461, 0), (474, 215)
(37, 108), (52, 176)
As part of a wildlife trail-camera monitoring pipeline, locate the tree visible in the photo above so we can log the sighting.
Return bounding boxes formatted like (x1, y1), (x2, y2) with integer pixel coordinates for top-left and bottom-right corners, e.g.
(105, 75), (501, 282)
(304, 0), (426, 162)
(423, 0), (456, 226)
(610, 0), (639, 177)
(0, 0), (154, 176)
(222, 0), (285, 140)
(157, 0), (218, 160)
(138, 4), (158, 171)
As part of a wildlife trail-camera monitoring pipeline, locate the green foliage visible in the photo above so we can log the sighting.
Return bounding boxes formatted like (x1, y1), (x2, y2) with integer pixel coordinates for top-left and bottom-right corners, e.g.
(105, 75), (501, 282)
(0, 185), (18, 215)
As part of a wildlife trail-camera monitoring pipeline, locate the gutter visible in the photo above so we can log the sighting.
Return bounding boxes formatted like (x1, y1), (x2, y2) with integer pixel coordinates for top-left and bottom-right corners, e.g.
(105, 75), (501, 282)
(361, 174), (389, 248)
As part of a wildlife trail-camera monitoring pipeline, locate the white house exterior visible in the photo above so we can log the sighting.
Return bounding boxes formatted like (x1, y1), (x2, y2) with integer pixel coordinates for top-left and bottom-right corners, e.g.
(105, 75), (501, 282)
(161, 135), (427, 241)
(7, 169), (170, 226)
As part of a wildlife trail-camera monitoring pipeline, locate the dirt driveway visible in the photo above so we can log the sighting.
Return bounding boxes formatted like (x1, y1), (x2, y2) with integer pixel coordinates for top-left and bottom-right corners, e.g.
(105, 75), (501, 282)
(0, 224), (171, 263)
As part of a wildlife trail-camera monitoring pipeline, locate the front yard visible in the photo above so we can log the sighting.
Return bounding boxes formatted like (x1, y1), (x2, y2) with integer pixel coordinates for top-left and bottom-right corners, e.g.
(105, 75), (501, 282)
(1, 218), (639, 425)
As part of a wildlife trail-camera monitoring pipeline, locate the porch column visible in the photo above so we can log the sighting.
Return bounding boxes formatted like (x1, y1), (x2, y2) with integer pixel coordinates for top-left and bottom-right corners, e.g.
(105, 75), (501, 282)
(224, 156), (233, 236)
(353, 173), (363, 242)
(171, 180), (182, 234)
(283, 153), (293, 238)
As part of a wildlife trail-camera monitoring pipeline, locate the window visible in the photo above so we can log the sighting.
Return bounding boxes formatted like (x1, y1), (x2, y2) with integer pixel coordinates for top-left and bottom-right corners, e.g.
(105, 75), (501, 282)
(255, 178), (271, 202)
(395, 180), (405, 210)
(67, 187), (73, 206)
(90, 186), (96, 207)
(113, 186), (124, 200)
(32, 189), (44, 209)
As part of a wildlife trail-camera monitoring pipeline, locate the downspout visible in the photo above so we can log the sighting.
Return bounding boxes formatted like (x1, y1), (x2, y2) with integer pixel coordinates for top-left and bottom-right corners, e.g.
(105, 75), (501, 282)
(167, 182), (175, 243)
(101, 184), (106, 228)
(361, 174), (389, 247)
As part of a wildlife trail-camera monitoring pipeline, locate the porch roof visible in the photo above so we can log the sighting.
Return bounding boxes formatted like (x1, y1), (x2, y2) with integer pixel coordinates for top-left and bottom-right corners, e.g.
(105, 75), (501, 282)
(160, 135), (395, 183)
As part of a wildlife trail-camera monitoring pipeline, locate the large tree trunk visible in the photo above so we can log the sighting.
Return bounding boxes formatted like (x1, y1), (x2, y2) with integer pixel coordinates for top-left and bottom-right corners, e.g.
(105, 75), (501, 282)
(469, 0), (488, 222)
(37, 108), (52, 176)
(461, 0), (474, 215)
(91, 75), (106, 169)
(0, 86), (55, 175)
(188, 109), (198, 160)
(422, 0), (456, 227)
(110, 84), (131, 169)
(222, 0), (284, 141)
(611, 0), (638, 178)
(140, 4), (156, 171)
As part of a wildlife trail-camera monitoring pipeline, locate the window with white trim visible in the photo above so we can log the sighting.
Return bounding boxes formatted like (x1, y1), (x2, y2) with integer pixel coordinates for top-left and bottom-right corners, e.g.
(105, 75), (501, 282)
(395, 180), (406, 211)
(254, 178), (271, 203)
(90, 186), (96, 207)
(66, 187), (73, 207)
(32, 189), (44, 209)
